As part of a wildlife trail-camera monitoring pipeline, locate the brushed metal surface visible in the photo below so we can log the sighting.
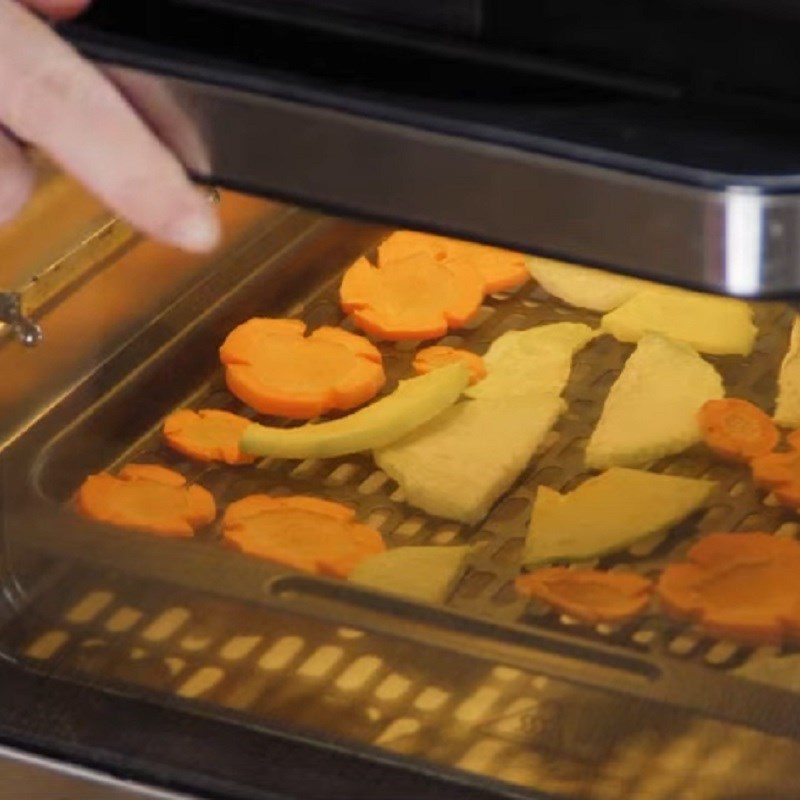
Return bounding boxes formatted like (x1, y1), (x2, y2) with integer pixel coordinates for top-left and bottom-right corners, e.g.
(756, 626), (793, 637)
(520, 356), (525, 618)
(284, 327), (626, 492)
(0, 160), (116, 294)
(0, 188), (280, 447)
(107, 63), (800, 297)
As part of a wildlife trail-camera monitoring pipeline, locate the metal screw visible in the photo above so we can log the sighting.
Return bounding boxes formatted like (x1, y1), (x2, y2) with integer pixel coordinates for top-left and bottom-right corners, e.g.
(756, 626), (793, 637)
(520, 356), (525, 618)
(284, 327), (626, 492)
(0, 292), (43, 347)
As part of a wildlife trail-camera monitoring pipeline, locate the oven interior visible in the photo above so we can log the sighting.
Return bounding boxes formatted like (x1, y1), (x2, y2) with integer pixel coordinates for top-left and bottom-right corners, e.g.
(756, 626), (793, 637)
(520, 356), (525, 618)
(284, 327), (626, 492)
(3, 181), (800, 800)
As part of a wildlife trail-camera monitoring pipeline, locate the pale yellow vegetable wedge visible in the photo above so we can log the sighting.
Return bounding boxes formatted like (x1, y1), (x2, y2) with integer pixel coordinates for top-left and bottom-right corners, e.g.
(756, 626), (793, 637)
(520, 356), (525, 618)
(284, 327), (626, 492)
(349, 545), (472, 603)
(377, 323), (594, 524)
(241, 363), (469, 459)
(600, 288), (757, 356)
(524, 468), (715, 566)
(775, 316), (800, 428)
(526, 256), (652, 312)
(465, 322), (596, 400)
(585, 333), (724, 470)
(376, 394), (564, 524)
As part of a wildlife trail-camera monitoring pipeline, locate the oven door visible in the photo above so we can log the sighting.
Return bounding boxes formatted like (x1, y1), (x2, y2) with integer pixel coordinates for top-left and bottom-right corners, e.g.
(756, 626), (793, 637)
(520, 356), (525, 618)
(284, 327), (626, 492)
(59, 0), (800, 298)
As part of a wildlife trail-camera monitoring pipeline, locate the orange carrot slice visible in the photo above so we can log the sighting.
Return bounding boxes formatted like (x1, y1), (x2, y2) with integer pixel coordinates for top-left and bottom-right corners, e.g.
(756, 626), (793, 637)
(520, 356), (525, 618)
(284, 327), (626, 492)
(751, 450), (800, 490)
(222, 494), (385, 577)
(447, 240), (530, 293)
(77, 464), (216, 537)
(787, 428), (800, 451)
(657, 533), (800, 645)
(223, 494), (355, 525)
(750, 448), (800, 509)
(163, 409), (256, 465)
(379, 231), (529, 293)
(515, 567), (652, 624)
(412, 346), (486, 385)
(377, 231), (450, 263)
(118, 463), (188, 486)
(220, 318), (385, 419)
(340, 253), (484, 341)
(697, 398), (778, 462)
(773, 482), (800, 509)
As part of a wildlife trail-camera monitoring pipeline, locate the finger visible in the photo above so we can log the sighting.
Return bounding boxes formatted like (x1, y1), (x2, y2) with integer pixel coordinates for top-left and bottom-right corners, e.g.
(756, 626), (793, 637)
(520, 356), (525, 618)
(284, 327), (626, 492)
(106, 67), (211, 175)
(18, 0), (90, 19)
(0, 1), (220, 252)
(0, 130), (34, 224)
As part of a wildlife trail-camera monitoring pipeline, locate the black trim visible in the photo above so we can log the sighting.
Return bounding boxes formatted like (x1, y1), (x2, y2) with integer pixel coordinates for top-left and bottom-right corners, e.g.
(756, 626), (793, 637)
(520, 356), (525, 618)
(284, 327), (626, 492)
(60, 3), (800, 187)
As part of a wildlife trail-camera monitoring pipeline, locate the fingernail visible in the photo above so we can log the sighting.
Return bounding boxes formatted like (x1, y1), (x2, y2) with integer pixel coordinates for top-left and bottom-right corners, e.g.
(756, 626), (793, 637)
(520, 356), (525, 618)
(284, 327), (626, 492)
(165, 203), (221, 253)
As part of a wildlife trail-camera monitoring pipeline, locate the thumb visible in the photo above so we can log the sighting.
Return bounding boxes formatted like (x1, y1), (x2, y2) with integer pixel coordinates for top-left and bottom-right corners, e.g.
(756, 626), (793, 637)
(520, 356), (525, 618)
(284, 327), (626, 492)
(17, 0), (91, 19)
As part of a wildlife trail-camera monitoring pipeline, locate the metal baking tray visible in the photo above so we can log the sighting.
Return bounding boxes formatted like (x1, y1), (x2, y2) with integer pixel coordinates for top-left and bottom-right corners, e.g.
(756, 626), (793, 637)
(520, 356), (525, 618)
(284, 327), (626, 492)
(7, 207), (800, 740)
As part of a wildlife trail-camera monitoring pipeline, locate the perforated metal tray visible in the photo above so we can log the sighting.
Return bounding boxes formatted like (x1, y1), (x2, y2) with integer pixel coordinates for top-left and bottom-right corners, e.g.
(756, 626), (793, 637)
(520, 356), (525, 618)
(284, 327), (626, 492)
(9, 210), (800, 739)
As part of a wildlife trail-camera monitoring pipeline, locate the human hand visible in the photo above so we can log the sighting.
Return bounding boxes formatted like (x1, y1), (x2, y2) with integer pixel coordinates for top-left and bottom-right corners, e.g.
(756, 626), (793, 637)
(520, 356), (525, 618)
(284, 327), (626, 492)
(0, 0), (221, 252)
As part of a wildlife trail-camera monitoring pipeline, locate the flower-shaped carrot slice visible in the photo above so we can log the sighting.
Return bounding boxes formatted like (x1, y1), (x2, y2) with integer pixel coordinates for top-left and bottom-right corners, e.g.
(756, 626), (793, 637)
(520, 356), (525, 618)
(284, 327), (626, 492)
(222, 494), (385, 578)
(163, 409), (256, 465)
(698, 398), (778, 462)
(750, 448), (800, 509)
(379, 231), (529, 293)
(77, 464), (216, 537)
(787, 428), (800, 450)
(412, 346), (486, 385)
(377, 231), (450, 262)
(119, 463), (187, 485)
(340, 253), (484, 341)
(773, 482), (800, 509)
(515, 567), (652, 624)
(751, 450), (800, 490)
(220, 318), (385, 419)
(657, 533), (800, 645)
(446, 240), (530, 293)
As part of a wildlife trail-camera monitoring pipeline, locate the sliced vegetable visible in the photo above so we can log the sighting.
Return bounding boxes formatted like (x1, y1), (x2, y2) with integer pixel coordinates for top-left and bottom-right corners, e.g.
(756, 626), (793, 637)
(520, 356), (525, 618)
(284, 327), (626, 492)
(775, 316), (800, 428)
(586, 333), (724, 470)
(379, 231), (529, 293)
(465, 322), (596, 401)
(118, 463), (187, 486)
(224, 493), (353, 523)
(697, 398), (778, 463)
(376, 323), (594, 524)
(241, 362), (469, 459)
(220, 318), (385, 419)
(523, 468), (715, 567)
(412, 346), (486, 385)
(376, 395), (564, 524)
(445, 240), (529, 293)
(349, 545), (472, 603)
(516, 567), (653, 624)
(773, 482), (800, 509)
(657, 533), (800, 645)
(750, 448), (800, 509)
(751, 450), (800, 490)
(222, 494), (385, 577)
(163, 409), (256, 465)
(526, 257), (651, 312)
(787, 427), (800, 451)
(377, 230), (448, 261)
(600, 288), (757, 356)
(340, 253), (484, 340)
(77, 464), (216, 537)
